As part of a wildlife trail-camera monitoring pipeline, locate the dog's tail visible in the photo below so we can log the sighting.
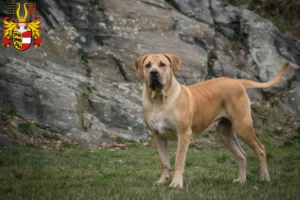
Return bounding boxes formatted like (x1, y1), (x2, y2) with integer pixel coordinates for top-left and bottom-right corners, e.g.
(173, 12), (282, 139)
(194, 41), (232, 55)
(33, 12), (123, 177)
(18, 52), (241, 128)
(237, 62), (289, 89)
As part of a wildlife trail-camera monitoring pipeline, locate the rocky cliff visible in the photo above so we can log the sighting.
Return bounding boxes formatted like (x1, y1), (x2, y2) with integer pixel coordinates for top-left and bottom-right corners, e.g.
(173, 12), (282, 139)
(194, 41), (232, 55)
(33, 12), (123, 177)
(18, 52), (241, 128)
(0, 0), (299, 147)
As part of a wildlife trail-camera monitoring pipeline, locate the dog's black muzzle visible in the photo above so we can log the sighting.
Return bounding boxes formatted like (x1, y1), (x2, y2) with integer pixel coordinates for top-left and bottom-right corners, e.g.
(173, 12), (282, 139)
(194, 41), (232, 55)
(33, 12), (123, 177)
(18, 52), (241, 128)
(149, 69), (164, 91)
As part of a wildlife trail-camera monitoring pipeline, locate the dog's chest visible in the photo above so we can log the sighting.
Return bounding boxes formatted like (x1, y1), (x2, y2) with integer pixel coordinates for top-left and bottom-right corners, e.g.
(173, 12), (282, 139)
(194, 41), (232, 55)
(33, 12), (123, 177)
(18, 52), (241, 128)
(146, 110), (177, 140)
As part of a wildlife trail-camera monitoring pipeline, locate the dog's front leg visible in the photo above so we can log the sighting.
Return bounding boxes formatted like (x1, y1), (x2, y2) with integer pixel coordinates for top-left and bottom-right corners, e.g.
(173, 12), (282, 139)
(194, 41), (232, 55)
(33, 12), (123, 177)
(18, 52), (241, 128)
(169, 130), (191, 188)
(152, 132), (170, 186)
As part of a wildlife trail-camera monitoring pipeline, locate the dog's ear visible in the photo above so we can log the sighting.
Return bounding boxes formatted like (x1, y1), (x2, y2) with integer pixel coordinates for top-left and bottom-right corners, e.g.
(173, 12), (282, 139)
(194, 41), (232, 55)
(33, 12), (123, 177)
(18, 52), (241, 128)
(133, 55), (148, 79)
(164, 54), (181, 74)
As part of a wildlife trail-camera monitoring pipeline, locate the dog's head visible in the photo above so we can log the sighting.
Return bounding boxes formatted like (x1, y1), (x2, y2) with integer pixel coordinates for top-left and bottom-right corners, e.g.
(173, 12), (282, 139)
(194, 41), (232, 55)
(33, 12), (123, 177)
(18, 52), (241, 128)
(133, 54), (181, 91)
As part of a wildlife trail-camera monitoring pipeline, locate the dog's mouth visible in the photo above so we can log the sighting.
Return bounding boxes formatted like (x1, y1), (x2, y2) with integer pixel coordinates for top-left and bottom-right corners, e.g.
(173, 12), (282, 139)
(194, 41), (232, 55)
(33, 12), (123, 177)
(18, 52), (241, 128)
(149, 75), (164, 91)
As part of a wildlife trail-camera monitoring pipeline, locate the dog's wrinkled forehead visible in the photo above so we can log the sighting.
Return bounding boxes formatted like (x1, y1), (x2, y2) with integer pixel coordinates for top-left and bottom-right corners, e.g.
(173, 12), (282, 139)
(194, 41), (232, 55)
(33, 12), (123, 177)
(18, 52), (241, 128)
(144, 54), (170, 66)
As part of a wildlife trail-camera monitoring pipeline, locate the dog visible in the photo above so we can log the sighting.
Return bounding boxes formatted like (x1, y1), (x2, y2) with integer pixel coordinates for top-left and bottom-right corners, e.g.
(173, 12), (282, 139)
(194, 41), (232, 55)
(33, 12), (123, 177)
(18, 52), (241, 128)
(133, 53), (289, 188)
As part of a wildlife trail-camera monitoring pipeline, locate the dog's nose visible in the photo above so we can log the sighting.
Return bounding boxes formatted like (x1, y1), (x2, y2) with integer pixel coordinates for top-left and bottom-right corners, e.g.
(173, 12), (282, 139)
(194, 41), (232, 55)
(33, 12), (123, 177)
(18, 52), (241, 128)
(150, 69), (159, 76)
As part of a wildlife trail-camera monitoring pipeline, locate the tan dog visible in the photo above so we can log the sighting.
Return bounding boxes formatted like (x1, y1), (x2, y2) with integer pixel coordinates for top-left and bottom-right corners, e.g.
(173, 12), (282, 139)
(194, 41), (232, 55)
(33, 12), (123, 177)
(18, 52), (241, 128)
(133, 53), (289, 188)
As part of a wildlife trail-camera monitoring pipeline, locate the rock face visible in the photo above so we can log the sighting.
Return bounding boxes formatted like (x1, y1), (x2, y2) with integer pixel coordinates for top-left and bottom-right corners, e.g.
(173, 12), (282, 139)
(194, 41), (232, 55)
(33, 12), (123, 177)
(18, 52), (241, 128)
(0, 0), (299, 146)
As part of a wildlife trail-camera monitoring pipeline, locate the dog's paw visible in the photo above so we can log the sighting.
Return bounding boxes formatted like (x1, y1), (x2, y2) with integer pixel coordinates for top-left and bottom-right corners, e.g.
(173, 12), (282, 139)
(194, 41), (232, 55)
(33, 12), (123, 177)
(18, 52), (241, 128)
(260, 175), (270, 183)
(153, 180), (166, 186)
(169, 179), (183, 188)
(233, 178), (246, 184)
(260, 171), (270, 183)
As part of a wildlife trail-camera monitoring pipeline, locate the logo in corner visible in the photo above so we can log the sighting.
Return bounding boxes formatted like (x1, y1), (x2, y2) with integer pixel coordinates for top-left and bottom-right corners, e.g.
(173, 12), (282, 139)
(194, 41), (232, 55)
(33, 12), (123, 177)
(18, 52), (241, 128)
(2, 2), (42, 51)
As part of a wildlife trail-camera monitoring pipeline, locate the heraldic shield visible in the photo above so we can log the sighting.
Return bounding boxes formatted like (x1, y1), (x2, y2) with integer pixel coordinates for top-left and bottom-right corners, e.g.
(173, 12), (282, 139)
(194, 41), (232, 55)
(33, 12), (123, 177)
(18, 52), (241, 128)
(2, 2), (42, 51)
(13, 26), (32, 51)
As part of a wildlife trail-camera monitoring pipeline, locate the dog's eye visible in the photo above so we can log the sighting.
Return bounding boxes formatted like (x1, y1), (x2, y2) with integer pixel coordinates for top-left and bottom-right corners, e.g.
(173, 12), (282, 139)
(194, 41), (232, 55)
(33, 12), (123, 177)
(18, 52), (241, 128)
(160, 62), (166, 67)
(146, 62), (151, 68)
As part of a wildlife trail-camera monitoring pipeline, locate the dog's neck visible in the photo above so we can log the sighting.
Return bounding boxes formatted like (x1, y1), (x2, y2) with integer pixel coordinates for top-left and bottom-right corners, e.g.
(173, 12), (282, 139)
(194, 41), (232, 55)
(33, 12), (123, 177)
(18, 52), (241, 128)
(143, 74), (181, 105)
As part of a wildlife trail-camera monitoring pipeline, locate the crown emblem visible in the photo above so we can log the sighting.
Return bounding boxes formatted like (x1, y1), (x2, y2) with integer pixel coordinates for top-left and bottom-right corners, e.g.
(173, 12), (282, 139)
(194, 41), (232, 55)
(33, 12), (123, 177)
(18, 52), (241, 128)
(16, 3), (28, 23)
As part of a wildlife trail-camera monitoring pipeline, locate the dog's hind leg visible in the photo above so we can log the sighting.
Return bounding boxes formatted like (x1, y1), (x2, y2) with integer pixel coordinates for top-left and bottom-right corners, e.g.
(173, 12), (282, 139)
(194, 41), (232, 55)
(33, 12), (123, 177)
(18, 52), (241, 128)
(227, 95), (270, 182)
(216, 118), (247, 183)
(233, 119), (270, 182)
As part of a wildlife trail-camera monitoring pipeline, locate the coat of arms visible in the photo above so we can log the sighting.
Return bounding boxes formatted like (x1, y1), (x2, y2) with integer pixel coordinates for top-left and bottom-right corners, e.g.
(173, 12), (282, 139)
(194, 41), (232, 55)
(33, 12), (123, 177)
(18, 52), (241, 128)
(2, 2), (42, 51)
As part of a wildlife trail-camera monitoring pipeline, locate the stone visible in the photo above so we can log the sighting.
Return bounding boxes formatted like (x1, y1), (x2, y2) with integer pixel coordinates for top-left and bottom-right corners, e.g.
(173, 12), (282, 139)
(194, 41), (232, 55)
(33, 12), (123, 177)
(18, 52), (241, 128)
(0, 0), (300, 147)
(284, 85), (300, 114)
(166, 0), (214, 25)
(0, 134), (21, 147)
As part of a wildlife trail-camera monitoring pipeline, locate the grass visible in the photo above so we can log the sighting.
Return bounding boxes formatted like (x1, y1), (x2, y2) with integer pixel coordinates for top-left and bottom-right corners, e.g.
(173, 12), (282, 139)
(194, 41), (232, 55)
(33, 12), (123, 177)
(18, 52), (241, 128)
(75, 92), (87, 131)
(206, 50), (218, 79)
(0, 140), (300, 200)
(2, 107), (17, 117)
(18, 122), (38, 136)
(41, 131), (61, 141)
(2, 116), (78, 148)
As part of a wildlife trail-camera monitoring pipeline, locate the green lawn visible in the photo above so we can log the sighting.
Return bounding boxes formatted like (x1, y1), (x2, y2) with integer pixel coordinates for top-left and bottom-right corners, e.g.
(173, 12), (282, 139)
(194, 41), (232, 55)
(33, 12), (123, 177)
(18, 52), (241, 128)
(1, 142), (300, 200)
